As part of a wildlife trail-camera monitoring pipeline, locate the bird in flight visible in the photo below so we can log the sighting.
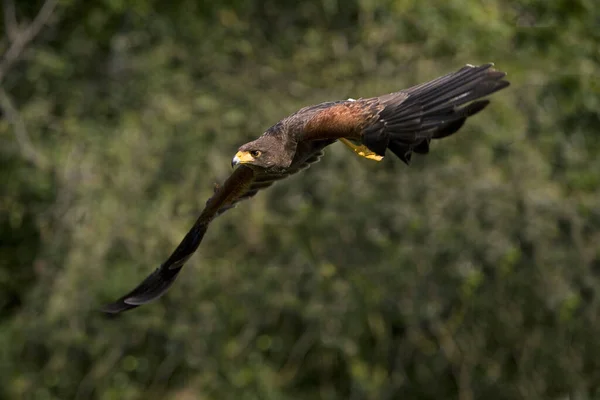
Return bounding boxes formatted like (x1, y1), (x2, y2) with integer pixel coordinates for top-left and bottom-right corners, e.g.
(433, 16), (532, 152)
(102, 63), (509, 314)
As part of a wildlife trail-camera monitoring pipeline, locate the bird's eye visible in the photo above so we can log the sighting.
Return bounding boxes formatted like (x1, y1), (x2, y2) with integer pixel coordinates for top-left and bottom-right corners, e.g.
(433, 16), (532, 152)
(250, 150), (261, 157)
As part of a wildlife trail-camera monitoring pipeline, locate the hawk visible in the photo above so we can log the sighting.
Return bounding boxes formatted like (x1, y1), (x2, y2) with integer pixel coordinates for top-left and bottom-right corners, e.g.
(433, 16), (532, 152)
(102, 63), (509, 313)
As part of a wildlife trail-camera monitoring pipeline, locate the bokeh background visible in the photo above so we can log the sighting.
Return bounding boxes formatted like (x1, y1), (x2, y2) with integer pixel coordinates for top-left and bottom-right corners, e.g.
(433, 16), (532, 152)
(2, 0), (600, 399)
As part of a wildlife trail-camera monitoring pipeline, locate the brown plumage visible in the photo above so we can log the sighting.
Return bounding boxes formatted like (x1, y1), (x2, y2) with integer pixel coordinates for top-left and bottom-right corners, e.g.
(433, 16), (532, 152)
(102, 63), (509, 314)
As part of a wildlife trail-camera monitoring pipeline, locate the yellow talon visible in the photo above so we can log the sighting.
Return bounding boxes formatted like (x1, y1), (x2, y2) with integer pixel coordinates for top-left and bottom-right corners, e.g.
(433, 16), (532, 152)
(339, 138), (384, 161)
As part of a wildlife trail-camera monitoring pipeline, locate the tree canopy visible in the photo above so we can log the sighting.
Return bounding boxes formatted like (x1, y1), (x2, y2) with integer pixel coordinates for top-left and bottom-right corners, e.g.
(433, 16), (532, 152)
(1, 0), (599, 399)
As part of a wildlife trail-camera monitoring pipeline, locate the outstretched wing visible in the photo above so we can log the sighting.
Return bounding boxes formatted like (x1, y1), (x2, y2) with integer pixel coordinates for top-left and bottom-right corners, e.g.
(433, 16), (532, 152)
(101, 149), (328, 314)
(101, 165), (254, 314)
(300, 63), (509, 164)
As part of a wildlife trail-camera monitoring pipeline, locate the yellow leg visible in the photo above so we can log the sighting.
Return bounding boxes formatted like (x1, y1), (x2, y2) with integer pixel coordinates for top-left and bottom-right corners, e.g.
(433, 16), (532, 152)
(339, 138), (384, 161)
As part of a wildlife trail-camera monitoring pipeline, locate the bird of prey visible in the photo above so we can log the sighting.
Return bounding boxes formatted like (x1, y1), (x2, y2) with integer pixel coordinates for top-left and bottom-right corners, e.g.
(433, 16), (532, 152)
(102, 63), (509, 314)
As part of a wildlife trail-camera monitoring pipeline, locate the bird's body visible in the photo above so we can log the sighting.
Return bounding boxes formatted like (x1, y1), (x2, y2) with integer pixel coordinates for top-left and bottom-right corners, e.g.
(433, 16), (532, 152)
(102, 63), (509, 314)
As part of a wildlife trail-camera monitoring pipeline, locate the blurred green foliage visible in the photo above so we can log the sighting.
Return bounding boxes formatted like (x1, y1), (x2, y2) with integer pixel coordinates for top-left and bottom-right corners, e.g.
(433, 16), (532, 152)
(1, 0), (600, 399)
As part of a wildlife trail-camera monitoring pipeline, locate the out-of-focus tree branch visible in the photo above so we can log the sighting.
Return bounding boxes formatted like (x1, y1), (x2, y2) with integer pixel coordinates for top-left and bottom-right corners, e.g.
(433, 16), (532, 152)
(0, 0), (59, 170)
(3, 0), (18, 41)
(0, 87), (49, 170)
(0, 0), (58, 84)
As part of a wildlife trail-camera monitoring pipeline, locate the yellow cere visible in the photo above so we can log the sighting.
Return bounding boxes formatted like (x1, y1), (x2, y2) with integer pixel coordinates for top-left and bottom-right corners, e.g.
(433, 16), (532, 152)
(234, 151), (257, 163)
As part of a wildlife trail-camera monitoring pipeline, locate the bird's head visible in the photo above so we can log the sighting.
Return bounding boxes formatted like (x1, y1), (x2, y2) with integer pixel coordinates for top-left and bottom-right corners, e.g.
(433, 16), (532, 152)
(232, 135), (295, 170)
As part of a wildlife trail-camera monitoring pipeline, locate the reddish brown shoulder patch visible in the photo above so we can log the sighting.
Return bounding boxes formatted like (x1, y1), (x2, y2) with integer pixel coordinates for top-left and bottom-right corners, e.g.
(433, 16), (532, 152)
(304, 100), (382, 141)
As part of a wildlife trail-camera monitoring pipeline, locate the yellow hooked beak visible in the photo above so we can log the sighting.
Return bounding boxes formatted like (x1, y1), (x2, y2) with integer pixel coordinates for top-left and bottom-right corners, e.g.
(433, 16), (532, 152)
(231, 151), (255, 168)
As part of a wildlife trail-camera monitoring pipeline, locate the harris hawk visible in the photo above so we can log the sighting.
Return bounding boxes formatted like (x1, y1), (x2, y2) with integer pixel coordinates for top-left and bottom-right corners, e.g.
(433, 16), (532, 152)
(102, 63), (509, 314)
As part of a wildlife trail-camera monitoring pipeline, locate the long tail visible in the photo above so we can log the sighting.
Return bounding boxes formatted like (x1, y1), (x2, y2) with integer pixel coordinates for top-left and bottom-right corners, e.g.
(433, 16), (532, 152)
(363, 63), (509, 164)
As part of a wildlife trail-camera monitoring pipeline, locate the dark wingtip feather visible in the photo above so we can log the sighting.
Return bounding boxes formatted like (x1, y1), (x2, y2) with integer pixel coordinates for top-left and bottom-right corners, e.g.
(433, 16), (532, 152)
(388, 141), (412, 165)
(463, 99), (490, 117)
(376, 63), (509, 164)
(101, 301), (139, 315)
(101, 265), (182, 314)
(412, 138), (431, 154)
(433, 118), (467, 139)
